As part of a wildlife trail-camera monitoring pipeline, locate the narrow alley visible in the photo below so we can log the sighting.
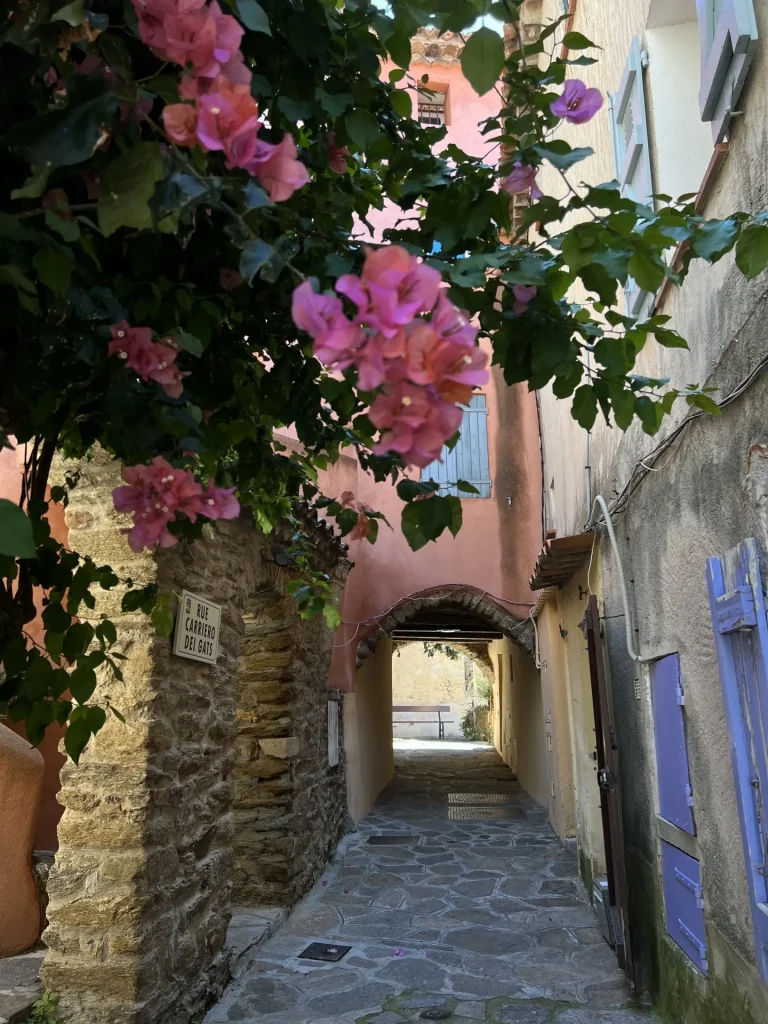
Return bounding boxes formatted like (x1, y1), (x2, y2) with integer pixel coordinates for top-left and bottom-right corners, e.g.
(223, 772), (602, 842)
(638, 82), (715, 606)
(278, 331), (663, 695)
(205, 743), (654, 1024)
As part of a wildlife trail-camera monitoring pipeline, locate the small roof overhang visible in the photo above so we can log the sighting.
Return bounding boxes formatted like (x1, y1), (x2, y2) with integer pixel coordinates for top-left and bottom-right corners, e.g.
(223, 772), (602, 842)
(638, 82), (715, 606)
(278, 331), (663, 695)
(529, 532), (596, 591)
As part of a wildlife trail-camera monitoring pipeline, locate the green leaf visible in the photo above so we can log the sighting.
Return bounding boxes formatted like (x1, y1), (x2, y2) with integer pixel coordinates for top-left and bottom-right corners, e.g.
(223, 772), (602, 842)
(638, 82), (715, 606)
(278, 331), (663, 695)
(8, 82), (118, 169)
(562, 31), (600, 49)
(51, 0), (86, 25)
(242, 181), (272, 210)
(63, 622), (94, 664)
(345, 109), (382, 149)
(64, 712), (91, 763)
(686, 392), (722, 415)
(627, 251), (664, 292)
(323, 603), (342, 631)
(390, 89), (413, 119)
(240, 238), (273, 283)
(396, 479), (439, 501)
(690, 217), (739, 261)
(387, 29), (413, 69)
(735, 223), (768, 280)
(235, 0), (271, 33)
(175, 330), (203, 356)
(98, 142), (165, 237)
(43, 601), (71, 633)
(11, 165), (51, 200)
(68, 662), (97, 703)
(634, 396), (664, 435)
(456, 480), (480, 495)
(571, 385), (598, 430)
(33, 247), (72, 294)
(401, 494), (460, 551)
(461, 26), (505, 96)
(152, 604), (175, 637)
(653, 327), (688, 349)
(533, 143), (594, 170)
(0, 499), (36, 558)
(44, 209), (80, 242)
(0, 214), (33, 241)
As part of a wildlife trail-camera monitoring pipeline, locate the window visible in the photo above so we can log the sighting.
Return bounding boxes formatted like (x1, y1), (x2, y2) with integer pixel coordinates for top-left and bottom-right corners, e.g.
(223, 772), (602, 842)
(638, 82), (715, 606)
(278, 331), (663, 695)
(418, 90), (446, 126)
(421, 393), (491, 498)
(697, 0), (758, 143)
(706, 538), (768, 981)
(609, 36), (654, 318)
(650, 654), (696, 835)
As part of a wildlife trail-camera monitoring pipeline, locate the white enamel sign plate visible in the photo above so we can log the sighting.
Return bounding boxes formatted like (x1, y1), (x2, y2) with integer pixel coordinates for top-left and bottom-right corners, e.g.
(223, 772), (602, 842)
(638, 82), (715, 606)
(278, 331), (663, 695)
(173, 590), (221, 664)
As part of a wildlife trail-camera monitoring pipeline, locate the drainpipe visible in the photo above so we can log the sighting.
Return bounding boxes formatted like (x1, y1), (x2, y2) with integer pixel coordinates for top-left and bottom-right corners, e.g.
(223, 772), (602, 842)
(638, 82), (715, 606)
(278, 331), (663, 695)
(535, 390), (547, 541)
(584, 351), (592, 523)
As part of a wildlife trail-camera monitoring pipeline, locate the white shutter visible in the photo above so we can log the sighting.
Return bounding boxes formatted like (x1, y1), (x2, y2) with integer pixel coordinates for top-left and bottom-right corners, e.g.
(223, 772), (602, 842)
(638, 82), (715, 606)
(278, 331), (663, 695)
(421, 393), (491, 498)
(609, 36), (654, 319)
(696, 0), (758, 143)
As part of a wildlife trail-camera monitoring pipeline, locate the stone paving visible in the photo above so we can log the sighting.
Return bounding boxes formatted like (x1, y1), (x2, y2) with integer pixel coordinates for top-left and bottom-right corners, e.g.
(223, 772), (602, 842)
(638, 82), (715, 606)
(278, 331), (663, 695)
(205, 743), (656, 1024)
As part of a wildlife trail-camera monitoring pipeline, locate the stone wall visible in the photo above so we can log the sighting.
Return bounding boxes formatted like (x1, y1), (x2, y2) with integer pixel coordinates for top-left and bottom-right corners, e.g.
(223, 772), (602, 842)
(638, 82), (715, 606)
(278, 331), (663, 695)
(41, 455), (348, 1024)
(233, 545), (349, 907)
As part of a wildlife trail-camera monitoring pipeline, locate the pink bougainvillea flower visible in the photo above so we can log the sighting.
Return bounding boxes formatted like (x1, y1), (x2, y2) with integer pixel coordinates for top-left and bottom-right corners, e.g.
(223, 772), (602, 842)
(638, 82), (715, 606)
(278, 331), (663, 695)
(550, 79), (604, 124)
(147, 340), (189, 398)
(219, 268), (243, 290)
(112, 457), (202, 551)
(402, 322), (488, 405)
(512, 284), (537, 314)
(163, 9), (217, 69)
(431, 290), (478, 347)
(291, 281), (359, 344)
(196, 85), (260, 168)
(248, 134), (311, 203)
(369, 381), (461, 467)
(198, 480), (240, 520)
(163, 102), (199, 147)
(501, 162), (542, 199)
(108, 322), (189, 399)
(42, 189), (72, 219)
(326, 131), (351, 174)
(337, 246), (442, 339)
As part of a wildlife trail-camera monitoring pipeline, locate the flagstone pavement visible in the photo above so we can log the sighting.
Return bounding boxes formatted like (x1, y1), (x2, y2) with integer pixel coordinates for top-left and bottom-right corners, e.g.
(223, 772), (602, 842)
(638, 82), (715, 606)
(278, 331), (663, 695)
(204, 741), (657, 1024)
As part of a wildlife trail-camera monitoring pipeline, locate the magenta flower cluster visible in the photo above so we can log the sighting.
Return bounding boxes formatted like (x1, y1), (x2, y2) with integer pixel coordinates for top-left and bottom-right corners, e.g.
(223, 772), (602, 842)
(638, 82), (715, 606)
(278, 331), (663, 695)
(291, 245), (489, 468)
(108, 321), (188, 398)
(112, 456), (239, 552)
(500, 78), (604, 216)
(133, 0), (310, 202)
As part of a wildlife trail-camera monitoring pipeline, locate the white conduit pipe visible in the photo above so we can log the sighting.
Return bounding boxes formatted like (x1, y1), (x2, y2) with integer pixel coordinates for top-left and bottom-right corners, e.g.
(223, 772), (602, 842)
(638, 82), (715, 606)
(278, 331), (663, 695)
(589, 494), (644, 664)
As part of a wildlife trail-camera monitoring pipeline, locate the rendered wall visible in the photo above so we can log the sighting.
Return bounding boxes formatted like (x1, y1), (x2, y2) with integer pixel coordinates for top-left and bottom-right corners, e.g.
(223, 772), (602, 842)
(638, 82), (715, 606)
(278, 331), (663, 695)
(345, 637), (394, 825)
(391, 642), (479, 741)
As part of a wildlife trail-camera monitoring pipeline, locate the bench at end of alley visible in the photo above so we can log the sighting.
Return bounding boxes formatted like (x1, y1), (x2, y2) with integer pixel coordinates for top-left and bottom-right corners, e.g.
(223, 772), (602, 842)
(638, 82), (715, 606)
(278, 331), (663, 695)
(392, 705), (454, 740)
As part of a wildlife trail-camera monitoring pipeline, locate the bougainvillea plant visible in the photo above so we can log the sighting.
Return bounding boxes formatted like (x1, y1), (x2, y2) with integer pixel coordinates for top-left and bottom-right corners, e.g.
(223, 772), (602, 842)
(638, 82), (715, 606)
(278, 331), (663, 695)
(1, 0), (767, 759)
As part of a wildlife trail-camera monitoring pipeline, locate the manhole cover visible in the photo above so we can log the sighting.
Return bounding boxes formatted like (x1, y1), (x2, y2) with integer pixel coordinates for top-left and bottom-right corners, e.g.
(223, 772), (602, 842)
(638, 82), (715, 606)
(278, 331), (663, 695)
(297, 942), (352, 963)
(447, 806), (522, 820)
(448, 792), (513, 804)
(419, 1009), (452, 1020)
(366, 835), (421, 846)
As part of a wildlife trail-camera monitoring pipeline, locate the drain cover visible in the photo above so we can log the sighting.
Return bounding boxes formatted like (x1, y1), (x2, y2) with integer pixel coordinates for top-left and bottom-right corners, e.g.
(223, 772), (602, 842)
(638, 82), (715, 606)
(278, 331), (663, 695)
(448, 792), (513, 804)
(419, 1009), (452, 1020)
(447, 806), (522, 820)
(366, 835), (421, 846)
(297, 942), (351, 963)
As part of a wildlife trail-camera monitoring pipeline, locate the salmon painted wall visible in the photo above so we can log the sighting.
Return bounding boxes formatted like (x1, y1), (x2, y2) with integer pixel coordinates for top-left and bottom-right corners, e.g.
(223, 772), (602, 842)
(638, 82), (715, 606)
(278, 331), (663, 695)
(328, 48), (543, 690)
(0, 445), (65, 851)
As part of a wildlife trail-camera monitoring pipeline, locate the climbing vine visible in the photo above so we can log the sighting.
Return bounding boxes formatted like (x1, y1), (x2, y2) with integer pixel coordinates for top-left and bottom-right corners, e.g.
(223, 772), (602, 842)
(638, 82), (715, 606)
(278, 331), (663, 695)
(1, 0), (768, 758)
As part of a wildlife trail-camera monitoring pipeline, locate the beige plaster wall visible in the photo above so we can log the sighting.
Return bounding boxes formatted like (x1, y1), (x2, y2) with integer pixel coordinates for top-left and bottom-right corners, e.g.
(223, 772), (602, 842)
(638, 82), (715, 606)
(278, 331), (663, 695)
(492, 638), (548, 808)
(391, 642), (478, 740)
(345, 638), (394, 825)
(535, 596), (576, 840)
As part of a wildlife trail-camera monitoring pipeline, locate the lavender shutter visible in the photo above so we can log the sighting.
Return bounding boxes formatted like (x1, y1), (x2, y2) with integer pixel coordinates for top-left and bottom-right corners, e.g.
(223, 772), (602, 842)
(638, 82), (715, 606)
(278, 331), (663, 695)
(706, 538), (768, 981)
(661, 841), (708, 974)
(696, 0), (758, 143)
(651, 655), (696, 835)
(421, 394), (491, 498)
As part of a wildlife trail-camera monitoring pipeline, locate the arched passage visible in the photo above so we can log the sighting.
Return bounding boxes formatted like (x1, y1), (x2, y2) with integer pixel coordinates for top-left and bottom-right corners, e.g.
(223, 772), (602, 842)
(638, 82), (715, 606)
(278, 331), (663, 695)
(345, 585), (551, 824)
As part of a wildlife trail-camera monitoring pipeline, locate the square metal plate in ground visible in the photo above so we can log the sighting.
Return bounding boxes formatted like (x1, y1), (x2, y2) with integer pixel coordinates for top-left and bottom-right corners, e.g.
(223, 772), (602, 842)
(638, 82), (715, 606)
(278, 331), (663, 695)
(365, 835), (421, 846)
(448, 792), (513, 804)
(447, 806), (522, 820)
(297, 942), (352, 963)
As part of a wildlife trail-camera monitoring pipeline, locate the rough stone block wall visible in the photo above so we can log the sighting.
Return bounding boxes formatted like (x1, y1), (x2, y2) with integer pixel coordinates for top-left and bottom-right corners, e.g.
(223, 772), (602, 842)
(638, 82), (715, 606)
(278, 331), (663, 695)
(41, 455), (347, 1024)
(233, 550), (349, 907)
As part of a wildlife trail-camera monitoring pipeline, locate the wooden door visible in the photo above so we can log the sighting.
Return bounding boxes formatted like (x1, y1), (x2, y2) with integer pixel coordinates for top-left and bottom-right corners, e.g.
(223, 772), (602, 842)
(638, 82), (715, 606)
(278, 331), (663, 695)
(583, 596), (632, 979)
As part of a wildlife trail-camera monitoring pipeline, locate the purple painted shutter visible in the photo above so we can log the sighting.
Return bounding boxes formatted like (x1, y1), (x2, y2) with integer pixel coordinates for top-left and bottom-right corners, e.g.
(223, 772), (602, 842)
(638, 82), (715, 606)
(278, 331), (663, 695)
(650, 654), (696, 835)
(661, 841), (708, 973)
(706, 538), (768, 981)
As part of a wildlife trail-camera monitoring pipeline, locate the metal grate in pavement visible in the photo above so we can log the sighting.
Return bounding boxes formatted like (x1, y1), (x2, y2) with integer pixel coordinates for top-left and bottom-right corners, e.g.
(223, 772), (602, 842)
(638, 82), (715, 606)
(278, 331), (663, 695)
(447, 806), (523, 820)
(366, 834), (422, 846)
(297, 942), (352, 962)
(448, 792), (514, 804)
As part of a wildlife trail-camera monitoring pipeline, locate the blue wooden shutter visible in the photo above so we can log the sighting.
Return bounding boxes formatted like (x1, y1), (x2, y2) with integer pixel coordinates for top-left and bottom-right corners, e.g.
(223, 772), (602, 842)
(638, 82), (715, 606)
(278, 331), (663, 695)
(609, 37), (654, 318)
(421, 394), (491, 498)
(661, 841), (708, 974)
(706, 538), (768, 981)
(696, 0), (758, 143)
(651, 655), (696, 835)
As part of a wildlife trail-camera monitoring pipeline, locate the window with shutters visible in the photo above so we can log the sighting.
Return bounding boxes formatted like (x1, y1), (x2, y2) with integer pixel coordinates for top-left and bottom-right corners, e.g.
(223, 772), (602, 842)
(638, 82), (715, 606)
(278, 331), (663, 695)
(609, 37), (654, 318)
(421, 393), (491, 498)
(706, 538), (768, 981)
(696, 0), (758, 142)
(418, 89), (447, 126)
(661, 841), (708, 973)
(650, 654), (697, 835)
